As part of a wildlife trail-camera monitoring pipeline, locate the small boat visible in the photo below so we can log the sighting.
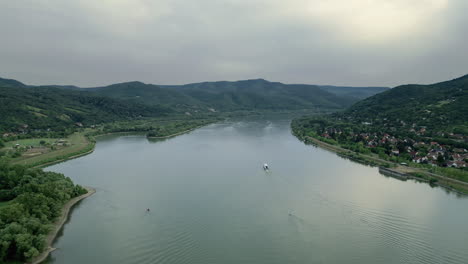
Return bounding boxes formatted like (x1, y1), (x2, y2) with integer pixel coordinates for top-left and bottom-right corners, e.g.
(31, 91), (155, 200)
(263, 163), (269, 170)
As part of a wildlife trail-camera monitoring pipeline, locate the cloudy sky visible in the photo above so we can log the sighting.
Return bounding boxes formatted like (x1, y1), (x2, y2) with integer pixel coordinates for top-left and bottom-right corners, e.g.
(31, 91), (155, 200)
(1, 0), (467, 87)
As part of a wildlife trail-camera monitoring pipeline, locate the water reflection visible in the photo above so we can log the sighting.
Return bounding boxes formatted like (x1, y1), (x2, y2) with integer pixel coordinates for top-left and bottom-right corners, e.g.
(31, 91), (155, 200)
(45, 119), (468, 264)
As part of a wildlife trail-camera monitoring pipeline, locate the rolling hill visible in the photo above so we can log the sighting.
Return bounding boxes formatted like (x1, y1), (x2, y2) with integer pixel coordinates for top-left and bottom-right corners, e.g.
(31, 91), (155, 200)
(318, 85), (389, 99)
(292, 74), (468, 171)
(0, 76), (389, 135)
(344, 74), (468, 133)
(89, 79), (386, 111)
(0, 79), (170, 134)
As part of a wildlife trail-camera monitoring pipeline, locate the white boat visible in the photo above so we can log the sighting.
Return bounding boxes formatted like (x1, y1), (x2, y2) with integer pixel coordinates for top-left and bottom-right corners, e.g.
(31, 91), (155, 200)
(263, 163), (269, 170)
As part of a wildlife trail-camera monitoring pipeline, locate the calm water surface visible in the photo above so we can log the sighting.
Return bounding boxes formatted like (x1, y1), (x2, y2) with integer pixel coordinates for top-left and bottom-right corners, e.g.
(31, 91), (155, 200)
(45, 119), (468, 264)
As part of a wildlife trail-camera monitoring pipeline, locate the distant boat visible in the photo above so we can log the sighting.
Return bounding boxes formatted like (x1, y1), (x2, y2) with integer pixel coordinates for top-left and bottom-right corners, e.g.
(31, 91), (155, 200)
(263, 163), (269, 170)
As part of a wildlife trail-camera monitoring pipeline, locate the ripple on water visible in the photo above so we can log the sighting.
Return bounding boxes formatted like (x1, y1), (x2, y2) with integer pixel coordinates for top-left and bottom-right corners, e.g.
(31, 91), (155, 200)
(117, 213), (214, 264)
(330, 199), (468, 264)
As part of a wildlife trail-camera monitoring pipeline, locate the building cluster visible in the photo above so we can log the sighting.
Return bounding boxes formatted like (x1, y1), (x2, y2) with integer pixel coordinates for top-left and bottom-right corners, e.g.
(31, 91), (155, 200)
(321, 128), (468, 168)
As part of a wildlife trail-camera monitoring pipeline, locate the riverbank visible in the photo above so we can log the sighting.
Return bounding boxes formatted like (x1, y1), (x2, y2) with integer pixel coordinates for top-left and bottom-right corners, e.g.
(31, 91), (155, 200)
(146, 124), (206, 139)
(33, 143), (95, 169)
(27, 187), (96, 264)
(297, 134), (468, 194)
(3, 118), (218, 169)
(8, 132), (95, 168)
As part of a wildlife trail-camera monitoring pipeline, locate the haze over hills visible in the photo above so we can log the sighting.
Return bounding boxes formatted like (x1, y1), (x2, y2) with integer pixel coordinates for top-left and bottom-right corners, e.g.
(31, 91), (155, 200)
(0, 76), (389, 134)
(0, 77), (27, 88)
(317, 85), (389, 99)
(83, 78), (388, 111)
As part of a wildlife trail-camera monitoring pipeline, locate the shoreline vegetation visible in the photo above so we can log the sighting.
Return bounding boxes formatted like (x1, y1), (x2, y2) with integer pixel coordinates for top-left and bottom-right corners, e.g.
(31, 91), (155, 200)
(146, 124), (207, 139)
(292, 129), (468, 195)
(0, 163), (90, 264)
(4, 111), (311, 169)
(0, 117), (218, 264)
(28, 187), (96, 264)
(2, 117), (218, 169)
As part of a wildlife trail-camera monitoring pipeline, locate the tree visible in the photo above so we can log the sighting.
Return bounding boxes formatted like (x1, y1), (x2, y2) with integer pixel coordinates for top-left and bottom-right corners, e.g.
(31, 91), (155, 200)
(0, 163), (86, 262)
(437, 153), (445, 166)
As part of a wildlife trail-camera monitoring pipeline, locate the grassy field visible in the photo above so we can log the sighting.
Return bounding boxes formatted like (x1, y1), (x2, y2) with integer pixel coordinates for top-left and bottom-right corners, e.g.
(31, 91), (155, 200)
(4, 138), (56, 148)
(2, 117), (219, 168)
(9, 132), (93, 167)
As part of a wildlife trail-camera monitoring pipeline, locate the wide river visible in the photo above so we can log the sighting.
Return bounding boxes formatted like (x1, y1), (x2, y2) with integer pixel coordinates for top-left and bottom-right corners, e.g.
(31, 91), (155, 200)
(45, 119), (468, 264)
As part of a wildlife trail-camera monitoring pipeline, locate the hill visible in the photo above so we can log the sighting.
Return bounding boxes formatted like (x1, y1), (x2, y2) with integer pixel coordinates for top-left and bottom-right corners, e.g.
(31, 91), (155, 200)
(292, 74), (468, 170)
(87, 81), (203, 109)
(0, 84), (170, 136)
(0, 76), (390, 136)
(77, 79), (386, 111)
(318, 85), (389, 99)
(0, 77), (27, 88)
(2, 77), (387, 113)
(345, 74), (468, 133)
(160, 79), (355, 110)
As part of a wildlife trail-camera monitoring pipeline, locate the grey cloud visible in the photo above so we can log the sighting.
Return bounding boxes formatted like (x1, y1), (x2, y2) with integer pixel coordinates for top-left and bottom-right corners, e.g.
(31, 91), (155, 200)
(0, 0), (467, 87)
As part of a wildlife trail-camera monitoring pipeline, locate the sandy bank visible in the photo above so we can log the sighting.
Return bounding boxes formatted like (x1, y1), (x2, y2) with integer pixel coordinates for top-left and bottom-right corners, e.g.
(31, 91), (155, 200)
(27, 187), (96, 264)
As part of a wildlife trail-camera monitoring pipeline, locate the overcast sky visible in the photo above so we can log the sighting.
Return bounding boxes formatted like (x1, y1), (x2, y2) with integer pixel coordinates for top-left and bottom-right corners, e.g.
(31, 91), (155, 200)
(1, 0), (467, 87)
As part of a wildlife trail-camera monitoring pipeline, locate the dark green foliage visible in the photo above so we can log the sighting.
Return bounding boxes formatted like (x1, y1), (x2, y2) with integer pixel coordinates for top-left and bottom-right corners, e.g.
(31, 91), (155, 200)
(0, 78), (27, 88)
(318, 85), (389, 99)
(0, 161), (86, 262)
(79, 79), (377, 111)
(292, 74), (468, 178)
(1, 77), (388, 138)
(344, 74), (468, 134)
(88, 81), (201, 109)
(161, 79), (357, 111)
(0, 83), (171, 136)
(145, 119), (214, 138)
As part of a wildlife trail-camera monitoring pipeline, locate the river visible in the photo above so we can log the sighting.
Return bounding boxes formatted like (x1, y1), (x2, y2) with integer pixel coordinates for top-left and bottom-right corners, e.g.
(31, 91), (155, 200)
(45, 119), (468, 264)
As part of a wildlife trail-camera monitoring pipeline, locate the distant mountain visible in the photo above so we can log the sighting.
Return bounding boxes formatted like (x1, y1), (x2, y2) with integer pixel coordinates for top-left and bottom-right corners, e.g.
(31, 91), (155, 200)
(87, 81), (203, 109)
(3, 77), (387, 112)
(318, 85), (389, 99)
(68, 79), (386, 111)
(159, 79), (356, 110)
(68, 79), (359, 111)
(0, 84), (170, 134)
(0, 77), (27, 88)
(0, 76), (391, 134)
(344, 74), (468, 133)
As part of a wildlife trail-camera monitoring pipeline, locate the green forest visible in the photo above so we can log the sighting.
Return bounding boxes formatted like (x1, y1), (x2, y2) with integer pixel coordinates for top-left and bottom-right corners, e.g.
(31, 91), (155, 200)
(292, 75), (468, 177)
(0, 162), (87, 263)
(0, 76), (388, 145)
(0, 84), (171, 138)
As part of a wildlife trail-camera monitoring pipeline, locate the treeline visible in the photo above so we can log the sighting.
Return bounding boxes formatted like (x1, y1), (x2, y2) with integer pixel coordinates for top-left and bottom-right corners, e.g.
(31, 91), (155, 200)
(146, 119), (214, 138)
(292, 115), (468, 181)
(344, 74), (468, 135)
(0, 85), (171, 139)
(0, 162), (87, 262)
(89, 79), (362, 111)
(292, 74), (468, 170)
(82, 116), (220, 137)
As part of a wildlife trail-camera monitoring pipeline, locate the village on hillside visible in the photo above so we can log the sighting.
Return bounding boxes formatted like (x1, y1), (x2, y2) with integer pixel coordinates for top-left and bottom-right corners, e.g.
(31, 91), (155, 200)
(320, 127), (468, 169)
